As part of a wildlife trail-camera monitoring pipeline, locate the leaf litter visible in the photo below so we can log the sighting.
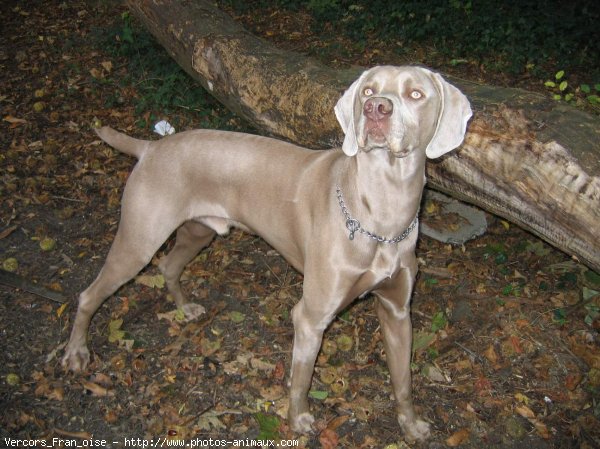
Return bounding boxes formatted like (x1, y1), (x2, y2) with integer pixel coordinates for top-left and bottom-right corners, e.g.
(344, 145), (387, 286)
(0, 1), (599, 448)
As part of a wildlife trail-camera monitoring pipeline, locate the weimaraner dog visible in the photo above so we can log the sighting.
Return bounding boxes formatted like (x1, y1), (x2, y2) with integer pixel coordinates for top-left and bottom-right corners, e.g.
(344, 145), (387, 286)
(62, 65), (471, 441)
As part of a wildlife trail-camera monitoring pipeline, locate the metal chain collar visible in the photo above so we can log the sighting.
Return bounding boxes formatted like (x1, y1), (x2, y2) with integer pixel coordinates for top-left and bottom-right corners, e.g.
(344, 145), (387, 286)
(336, 186), (418, 243)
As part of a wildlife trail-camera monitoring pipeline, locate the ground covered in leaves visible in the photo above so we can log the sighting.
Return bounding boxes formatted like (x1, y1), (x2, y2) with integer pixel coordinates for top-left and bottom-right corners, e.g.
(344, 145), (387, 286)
(1, 1), (599, 448)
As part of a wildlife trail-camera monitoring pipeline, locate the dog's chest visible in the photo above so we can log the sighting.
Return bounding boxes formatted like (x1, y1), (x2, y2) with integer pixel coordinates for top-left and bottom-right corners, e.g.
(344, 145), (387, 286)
(370, 244), (407, 278)
(352, 240), (415, 296)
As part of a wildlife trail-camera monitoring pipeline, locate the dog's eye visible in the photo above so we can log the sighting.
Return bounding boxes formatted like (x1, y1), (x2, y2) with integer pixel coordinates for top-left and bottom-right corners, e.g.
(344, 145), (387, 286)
(410, 90), (423, 100)
(363, 88), (374, 96)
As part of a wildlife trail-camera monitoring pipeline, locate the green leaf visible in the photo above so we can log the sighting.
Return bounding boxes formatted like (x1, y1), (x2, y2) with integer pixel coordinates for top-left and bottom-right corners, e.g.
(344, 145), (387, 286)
(584, 302), (599, 326)
(553, 94), (562, 101)
(229, 310), (246, 323)
(583, 287), (599, 301)
(485, 242), (507, 263)
(553, 308), (567, 325)
(584, 270), (600, 286)
(580, 84), (591, 94)
(425, 278), (439, 286)
(200, 338), (221, 356)
(555, 70), (565, 80)
(108, 318), (123, 331)
(121, 26), (134, 44)
(594, 84), (600, 92)
(526, 240), (551, 257)
(558, 271), (578, 288)
(108, 318), (125, 343)
(587, 95), (600, 105)
(564, 93), (574, 102)
(254, 413), (280, 441)
(431, 311), (447, 333)
(309, 390), (329, 400)
(486, 242), (505, 254)
(336, 334), (353, 351)
(495, 252), (508, 264)
(544, 81), (556, 88)
(412, 331), (435, 353)
(255, 413), (279, 429)
(174, 308), (186, 322)
(559, 81), (568, 92)
(135, 273), (165, 288)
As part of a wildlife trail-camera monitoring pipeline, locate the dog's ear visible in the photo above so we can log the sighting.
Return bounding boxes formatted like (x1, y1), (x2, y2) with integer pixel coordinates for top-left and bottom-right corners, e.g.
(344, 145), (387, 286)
(335, 71), (369, 157)
(425, 72), (472, 159)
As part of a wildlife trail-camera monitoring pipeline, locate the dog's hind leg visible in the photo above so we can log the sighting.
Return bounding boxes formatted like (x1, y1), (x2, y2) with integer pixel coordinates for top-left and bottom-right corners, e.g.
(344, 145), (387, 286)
(159, 221), (216, 319)
(62, 207), (181, 372)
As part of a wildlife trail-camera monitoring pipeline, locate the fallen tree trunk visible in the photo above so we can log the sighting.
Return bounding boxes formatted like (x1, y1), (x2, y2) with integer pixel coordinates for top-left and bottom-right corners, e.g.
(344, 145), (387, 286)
(128, 0), (600, 272)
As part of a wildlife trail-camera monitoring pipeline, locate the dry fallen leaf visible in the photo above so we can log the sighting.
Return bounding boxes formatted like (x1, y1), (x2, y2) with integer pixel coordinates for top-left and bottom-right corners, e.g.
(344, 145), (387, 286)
(90, 372), (113, 387)
(319, 428), (339, 449)
(568, 339), (600, 369)
(101, 60), (113, 72)
(514, 392), (530, 404)
(89, 67), (103, 79)
(272, 360), (286, 381)
(343, 395), (373, 422)
(260, 385), (285, 401)
(565, 372), (583, 391)
(199, 337), (222, 356)
(82, 381), (114, 397)
(136, 273), (165, 289)
(509, 335), (524, 354)
(104, 409), (119, 424)
(3, 115), (28, 126)
(250, 357), (276, 373)
(46, 387), (65, 401)
(197, 411), (226, 431)
(483, 344), (500, 367)
(533, 419), (551, 439)
(515, 404), (535, 419)
(474, 375), (493, 396)
(446, 428), (470, 446)
(327, 415), (350, 430)
(0, 225), (17, 239)
(422, 363), (447, 382)
(56, 302), (68, 317)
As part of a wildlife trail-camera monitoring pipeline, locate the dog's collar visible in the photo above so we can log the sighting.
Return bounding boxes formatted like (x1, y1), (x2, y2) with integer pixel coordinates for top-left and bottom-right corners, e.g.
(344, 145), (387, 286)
(336, 186), (418, 243)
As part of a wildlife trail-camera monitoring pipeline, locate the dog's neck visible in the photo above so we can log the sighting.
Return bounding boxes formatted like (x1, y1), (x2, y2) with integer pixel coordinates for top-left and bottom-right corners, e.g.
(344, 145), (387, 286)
(338, 148), (426, 239)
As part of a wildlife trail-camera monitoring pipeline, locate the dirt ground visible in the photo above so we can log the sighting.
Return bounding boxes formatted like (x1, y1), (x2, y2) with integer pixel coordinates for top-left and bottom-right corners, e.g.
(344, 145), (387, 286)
(1, 1), (599, 448)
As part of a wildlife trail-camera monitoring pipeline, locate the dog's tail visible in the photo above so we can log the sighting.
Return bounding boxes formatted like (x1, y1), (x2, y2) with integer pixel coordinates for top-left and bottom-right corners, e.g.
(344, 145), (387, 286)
(95, 126), (149, 159)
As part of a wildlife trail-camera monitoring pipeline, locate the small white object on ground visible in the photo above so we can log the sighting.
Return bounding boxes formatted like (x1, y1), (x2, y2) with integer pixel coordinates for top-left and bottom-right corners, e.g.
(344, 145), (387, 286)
(153, 120), (176, 136)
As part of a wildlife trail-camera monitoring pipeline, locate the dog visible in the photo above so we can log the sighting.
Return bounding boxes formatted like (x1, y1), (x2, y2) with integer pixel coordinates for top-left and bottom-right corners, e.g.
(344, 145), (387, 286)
(62, 65), (472, 441)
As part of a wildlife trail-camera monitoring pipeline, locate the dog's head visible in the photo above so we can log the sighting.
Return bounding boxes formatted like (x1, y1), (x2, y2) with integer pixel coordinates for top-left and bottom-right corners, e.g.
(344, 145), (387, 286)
(335, 66), (472, 159)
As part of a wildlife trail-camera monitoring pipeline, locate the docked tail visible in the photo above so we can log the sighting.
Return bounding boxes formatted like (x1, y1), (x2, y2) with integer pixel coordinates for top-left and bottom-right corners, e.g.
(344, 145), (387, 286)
(95, 126), (149, 159)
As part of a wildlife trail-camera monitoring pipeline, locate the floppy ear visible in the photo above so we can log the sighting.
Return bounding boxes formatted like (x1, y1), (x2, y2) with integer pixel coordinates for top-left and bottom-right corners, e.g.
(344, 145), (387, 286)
(334, 70), (369, 157)
(425, 72), (473, 159)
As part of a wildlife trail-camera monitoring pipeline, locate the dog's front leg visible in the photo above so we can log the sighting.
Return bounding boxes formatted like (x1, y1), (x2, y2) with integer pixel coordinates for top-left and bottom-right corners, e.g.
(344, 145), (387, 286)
(288, 297), (333, 433)
(374, 265), (431, 442)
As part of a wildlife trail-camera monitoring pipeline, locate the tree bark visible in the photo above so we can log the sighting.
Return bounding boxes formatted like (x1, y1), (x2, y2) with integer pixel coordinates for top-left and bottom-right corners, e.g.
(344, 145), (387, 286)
(127, 0), (600, 273)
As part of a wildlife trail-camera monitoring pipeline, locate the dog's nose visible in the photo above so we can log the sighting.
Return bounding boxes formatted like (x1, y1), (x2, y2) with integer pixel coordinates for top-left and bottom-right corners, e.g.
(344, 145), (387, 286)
(364, 98), (393, 120)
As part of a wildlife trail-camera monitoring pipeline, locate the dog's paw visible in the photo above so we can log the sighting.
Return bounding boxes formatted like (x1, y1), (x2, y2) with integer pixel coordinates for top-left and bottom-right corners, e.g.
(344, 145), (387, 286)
(398, 415), (431, 442)
(290, 412), (315, 434)
(61, 345), (90, 372)
(181, 303), (206, 321)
